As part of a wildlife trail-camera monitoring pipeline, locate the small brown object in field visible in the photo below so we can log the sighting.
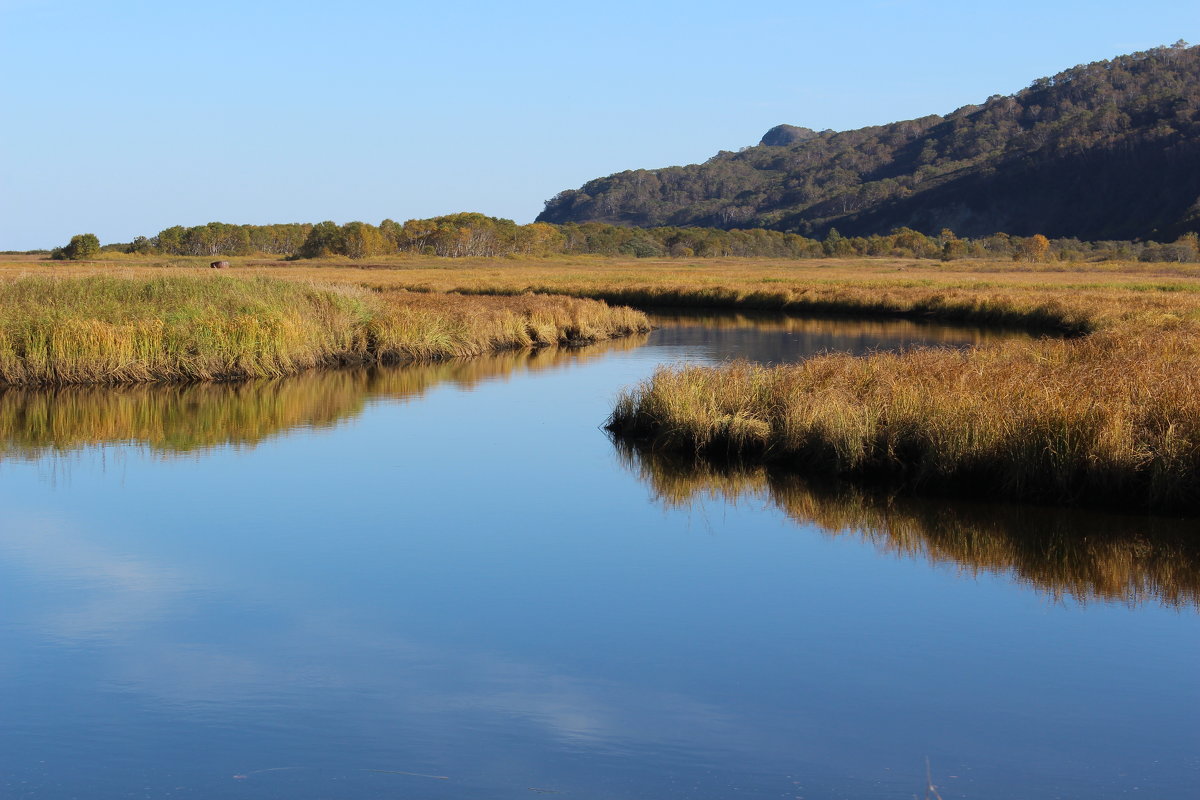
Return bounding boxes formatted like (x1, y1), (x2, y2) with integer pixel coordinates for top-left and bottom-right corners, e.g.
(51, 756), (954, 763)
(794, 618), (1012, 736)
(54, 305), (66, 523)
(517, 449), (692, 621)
(210, 260), (230, 269)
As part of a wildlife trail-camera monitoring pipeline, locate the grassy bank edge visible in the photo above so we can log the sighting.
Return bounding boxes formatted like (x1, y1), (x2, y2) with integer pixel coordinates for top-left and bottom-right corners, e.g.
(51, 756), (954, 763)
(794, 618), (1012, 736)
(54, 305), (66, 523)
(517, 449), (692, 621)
(442, 285), (1098, 334)
(0, 275), (651, 386)
(578, 278), (1200, 513)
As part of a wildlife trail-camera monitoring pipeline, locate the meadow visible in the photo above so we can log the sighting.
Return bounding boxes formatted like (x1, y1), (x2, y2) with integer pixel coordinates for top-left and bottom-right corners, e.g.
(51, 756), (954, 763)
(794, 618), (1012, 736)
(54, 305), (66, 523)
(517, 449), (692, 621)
(3, 252), (1200, 510)
(0, 269), (648, 385)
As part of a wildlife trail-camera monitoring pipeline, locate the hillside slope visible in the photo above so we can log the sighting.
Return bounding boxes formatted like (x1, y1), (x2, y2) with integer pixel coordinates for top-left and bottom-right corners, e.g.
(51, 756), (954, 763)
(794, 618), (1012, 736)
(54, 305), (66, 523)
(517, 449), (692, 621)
(538, 43), (1200, 240)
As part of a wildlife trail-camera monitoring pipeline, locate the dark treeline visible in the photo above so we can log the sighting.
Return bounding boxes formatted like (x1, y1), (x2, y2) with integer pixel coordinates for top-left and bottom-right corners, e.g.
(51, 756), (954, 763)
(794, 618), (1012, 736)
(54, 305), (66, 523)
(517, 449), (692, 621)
(538, 42), (1200, 242)
(108, 213), (1200, 263)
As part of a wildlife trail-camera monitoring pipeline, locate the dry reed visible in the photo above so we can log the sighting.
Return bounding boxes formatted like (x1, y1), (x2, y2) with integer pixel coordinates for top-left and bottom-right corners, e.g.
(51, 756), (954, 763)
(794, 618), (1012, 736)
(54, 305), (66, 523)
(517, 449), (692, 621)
(0, 275), (649, 385)
(0, 333), (650, 456)
(608, 321), (1200, 511)
(9, 259), (1200, 512)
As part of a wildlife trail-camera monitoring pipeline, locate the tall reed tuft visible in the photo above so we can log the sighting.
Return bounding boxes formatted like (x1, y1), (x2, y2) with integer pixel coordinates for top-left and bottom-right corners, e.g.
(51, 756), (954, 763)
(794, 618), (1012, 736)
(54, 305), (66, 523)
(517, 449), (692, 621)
(608, 321), (1200, 512)
(0, 275), (650, 386)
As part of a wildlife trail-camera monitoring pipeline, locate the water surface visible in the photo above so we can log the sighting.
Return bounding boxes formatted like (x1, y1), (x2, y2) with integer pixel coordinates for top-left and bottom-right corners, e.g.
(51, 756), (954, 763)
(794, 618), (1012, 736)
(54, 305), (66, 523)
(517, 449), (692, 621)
(0, 313), (1195, 800)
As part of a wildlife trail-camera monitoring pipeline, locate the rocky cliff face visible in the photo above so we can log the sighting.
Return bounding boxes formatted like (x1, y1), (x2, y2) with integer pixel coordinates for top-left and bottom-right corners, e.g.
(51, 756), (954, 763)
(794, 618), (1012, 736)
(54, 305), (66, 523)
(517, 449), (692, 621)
(758, 125), (822, 147)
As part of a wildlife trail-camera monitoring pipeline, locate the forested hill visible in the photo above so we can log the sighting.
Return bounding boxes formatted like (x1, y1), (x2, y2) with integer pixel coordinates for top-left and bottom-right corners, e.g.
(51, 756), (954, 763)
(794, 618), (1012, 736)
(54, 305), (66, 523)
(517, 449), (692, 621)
(537, 42), (1200, 240)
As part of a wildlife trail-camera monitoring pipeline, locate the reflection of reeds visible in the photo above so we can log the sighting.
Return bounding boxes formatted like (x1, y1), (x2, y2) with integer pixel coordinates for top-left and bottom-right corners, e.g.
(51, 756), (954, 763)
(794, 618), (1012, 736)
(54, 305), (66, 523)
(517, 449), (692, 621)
(616, 443), (1200, 608)
(646, 310), (1024, 345)
(0, 333), (649, 457)
(0, 374), (370, 455)
(608, 323), (1200, 512)
(0, 276), (649, 385)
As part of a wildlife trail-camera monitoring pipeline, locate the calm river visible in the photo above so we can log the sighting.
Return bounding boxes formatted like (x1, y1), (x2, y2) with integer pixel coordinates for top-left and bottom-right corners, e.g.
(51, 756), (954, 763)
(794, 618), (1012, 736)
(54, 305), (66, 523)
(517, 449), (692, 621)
(0, 313), (1196, 800)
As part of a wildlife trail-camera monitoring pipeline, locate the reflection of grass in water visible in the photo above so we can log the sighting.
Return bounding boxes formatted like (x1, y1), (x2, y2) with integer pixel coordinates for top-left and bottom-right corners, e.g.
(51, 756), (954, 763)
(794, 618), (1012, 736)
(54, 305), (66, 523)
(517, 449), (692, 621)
(0, 374), (371, 455)
(0, 333), (649, 457)
(616, 443), (1200, 609)
(646, 310), (1029, 345)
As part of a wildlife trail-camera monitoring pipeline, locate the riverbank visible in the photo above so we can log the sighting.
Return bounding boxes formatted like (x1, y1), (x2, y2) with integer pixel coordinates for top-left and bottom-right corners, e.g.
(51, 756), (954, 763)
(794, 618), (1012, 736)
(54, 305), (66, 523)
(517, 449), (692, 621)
(8, 257), (1200, 510)
(606, 317), (1200, 512)
(0, 274), (649, 385)
(0, 334), (649, 456)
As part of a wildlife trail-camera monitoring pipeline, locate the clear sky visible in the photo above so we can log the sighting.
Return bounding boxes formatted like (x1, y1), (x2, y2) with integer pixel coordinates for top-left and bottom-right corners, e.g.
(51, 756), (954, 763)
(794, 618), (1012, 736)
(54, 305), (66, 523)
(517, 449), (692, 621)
(2, 0), (1197, 249)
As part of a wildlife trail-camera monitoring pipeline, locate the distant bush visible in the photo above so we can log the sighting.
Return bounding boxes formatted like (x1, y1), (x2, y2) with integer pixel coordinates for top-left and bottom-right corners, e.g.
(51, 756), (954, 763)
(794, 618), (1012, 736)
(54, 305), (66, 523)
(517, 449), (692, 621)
(51, 233), (100, 261)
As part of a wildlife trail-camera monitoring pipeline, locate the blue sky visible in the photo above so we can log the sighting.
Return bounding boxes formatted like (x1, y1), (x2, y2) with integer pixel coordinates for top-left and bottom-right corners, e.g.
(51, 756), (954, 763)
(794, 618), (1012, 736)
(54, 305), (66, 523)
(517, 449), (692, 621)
(2, 0), (1197, 249)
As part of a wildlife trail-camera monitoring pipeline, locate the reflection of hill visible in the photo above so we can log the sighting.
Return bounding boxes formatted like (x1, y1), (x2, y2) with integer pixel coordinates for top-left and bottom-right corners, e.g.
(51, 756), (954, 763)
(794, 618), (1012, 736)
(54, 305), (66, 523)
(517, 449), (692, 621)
(617, 444), (1200, 609)
(0, 335), (648, 457)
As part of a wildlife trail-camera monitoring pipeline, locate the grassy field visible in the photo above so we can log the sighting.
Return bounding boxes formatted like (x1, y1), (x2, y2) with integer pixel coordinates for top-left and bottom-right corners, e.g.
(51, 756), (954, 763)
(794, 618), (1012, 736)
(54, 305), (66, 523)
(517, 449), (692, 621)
(5, 253), (1200, 510)
(0, 272), (648, 385)
(7, 251), (1198, 332)
(565, 257), (1200, 511)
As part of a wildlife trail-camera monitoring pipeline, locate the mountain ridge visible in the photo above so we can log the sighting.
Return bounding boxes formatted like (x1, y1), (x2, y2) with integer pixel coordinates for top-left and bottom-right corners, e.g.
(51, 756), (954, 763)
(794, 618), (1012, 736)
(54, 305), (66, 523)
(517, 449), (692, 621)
(537, 42), (1200, 240)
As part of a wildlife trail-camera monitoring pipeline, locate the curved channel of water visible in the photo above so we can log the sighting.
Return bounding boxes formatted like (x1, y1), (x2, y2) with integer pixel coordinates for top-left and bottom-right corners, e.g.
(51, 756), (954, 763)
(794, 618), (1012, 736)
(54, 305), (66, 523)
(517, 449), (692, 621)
(0, 313), (1195, 800)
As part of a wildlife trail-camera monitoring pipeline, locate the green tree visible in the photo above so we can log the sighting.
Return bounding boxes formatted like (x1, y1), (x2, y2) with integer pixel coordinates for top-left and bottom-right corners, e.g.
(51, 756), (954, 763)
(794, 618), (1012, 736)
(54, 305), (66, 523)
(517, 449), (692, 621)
(53, 233), (101, 260)
(126, 236), (156, 255)
(155, 226), (186, 254)
(298, 221), (344, 258)
(823, 228), (854, 257)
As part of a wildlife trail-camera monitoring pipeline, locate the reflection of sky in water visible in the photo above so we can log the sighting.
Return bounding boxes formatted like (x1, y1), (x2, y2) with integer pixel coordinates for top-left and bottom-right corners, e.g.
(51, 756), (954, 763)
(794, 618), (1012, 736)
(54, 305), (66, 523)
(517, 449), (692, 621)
(0, 314), (1196, 800)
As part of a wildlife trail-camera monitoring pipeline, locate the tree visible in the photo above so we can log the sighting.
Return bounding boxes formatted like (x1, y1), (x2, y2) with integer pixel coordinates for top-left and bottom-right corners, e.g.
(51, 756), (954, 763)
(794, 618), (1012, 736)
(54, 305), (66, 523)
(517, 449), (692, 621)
(126, 236), (155, 255)
(155, 226), (186, 254)
(823, 228), (853, 257)
(53, 233), (100, 260)
(1013, 233), (1051, 262)
(340, 221), (385, 259)
(298, 221), (344, 258)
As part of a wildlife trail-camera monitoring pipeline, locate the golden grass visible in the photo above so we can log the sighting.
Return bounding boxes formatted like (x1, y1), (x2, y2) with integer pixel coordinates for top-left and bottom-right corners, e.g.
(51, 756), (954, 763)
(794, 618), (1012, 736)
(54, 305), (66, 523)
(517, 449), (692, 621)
(8, 256), (1200, 510)
(12, 254), (1200, 333)
(0, 274), (649, 385)
(617, 445), (1200, 608)
(608, 321), (1200, 511)
(160, 255), (1181, 513)
(10, 253), (1200, 330)
(0, 333), (649, 456)
(372, 289), (649, 359)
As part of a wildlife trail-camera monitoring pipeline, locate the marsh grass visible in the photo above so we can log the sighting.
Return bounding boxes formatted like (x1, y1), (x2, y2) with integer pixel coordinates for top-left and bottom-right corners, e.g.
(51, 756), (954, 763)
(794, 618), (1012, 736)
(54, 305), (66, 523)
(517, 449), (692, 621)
(0, 333), (650, 457)
(372, 290), (649, 360)
(10, 259), (1200, 511)
(608, 322), (1200, 512)
(617, 445), (1200, 607)
(0, 274), (649, 385)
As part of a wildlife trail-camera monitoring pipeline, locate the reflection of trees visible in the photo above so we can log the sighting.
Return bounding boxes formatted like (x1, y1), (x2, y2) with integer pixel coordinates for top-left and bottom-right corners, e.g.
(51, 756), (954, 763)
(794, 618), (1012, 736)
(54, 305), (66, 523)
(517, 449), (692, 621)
(0, 334), (648, 457)
(616, 443), (1200, 609)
